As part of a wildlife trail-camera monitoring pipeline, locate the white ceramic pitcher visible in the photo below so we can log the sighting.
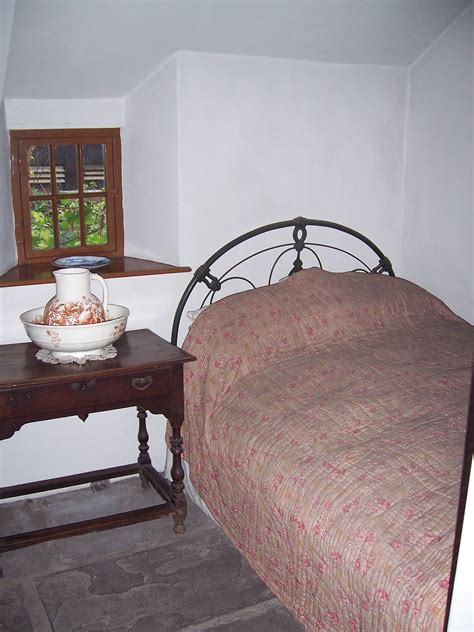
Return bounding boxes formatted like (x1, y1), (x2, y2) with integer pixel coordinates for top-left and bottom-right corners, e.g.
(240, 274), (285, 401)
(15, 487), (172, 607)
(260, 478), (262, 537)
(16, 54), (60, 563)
(43, 268), (109, 326)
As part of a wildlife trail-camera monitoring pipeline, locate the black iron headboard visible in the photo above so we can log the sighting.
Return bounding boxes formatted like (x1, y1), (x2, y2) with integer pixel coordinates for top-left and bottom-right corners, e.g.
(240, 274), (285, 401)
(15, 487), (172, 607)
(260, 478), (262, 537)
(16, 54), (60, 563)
(171, 217), (394, 345)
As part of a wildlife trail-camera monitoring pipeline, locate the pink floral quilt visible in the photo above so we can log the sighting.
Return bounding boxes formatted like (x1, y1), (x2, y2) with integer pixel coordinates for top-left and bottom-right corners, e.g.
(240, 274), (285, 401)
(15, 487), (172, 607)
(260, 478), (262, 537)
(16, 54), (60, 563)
(182, 268), (473, 631)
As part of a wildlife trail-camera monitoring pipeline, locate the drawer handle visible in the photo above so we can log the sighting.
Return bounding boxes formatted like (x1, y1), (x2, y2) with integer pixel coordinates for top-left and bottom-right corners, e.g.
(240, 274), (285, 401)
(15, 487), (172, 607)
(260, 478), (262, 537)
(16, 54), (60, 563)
(131, 376), (153, 391)
(71, 379), (97, 393)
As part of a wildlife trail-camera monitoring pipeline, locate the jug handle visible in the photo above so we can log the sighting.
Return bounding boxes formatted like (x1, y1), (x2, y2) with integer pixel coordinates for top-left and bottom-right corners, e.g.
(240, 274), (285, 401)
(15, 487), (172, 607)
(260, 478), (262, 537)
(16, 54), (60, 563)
(91, 273), (109, 314)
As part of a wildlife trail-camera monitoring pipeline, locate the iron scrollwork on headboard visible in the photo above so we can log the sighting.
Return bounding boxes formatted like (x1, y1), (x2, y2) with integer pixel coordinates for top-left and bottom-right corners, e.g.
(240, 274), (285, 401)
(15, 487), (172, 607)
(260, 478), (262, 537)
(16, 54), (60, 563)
(171, 217), (394, 345)
(194, 266), (222, 292)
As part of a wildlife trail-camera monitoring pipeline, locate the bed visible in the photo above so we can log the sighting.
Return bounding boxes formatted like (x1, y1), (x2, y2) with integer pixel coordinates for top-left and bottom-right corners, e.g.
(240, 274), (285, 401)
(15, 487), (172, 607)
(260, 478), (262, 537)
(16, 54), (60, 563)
(171, 218), (473, 631)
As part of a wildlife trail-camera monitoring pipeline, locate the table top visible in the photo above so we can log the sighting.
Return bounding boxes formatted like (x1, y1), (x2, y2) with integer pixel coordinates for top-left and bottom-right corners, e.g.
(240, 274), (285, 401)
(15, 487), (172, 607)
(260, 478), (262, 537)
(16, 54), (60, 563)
(0, 329), (195, 390)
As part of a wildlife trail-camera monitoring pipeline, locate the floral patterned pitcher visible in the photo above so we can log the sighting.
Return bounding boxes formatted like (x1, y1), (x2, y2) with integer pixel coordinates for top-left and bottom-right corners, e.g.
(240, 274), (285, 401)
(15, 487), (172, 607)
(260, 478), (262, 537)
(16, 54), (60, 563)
(43, 268), (109, 326)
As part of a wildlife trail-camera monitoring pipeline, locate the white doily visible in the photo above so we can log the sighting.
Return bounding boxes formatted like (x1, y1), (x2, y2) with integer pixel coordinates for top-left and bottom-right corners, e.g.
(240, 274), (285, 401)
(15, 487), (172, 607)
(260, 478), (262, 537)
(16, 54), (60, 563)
(36, 345), (117, 365)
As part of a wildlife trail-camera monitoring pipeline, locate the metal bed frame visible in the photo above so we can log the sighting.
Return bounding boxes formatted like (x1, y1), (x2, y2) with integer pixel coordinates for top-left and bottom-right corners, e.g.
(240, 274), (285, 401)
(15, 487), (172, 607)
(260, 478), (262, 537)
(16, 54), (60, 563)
(171, 216), (394, 345)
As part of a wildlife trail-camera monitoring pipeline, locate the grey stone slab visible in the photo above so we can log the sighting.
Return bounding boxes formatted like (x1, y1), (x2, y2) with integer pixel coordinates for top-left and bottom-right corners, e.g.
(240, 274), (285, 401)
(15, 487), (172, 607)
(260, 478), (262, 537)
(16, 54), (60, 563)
(179, 598), (305, 632)
(36, 529), (275, 631)
(128, 616), (170, 632)
(0, 579), (34, 632)
(1, 484), (215, 579)
(32, 478), (163, 528)
(113, 599), (305, 632)
(0, 577), (53, 632)
(0, 481), (303, 632)
(0, 497), (37, 538)
(0, 541), (57, 582)
(204, 603), (305, 631)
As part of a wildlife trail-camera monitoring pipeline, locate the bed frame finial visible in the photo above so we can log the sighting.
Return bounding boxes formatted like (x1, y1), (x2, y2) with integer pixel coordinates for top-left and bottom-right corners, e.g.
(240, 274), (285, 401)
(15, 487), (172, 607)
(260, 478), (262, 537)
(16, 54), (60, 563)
(290, 217), (308, 275)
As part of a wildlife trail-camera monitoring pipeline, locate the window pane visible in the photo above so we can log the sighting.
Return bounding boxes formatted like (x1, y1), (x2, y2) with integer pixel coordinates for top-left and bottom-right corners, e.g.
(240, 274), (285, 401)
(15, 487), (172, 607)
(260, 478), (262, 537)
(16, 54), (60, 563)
(12, 128), (122, 263)
(30, 200), (54, 250)
(85, 197), (107, 245)
(82, 144), (105, 192)
(28, 145), (51, 196)
(58, 198), (81, 248)
(55, 144), (78, 193)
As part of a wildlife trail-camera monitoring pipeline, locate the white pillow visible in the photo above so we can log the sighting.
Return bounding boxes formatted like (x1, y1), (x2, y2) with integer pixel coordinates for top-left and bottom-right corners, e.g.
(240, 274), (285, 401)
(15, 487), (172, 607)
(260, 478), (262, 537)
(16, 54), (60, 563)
(186, 306), (209, 322)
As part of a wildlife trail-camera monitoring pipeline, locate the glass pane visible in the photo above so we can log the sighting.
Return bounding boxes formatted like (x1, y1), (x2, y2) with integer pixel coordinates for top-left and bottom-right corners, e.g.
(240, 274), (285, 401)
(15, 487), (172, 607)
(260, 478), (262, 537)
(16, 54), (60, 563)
(55, 144), (78, 193)
(58, 198), (81, 248)
(84, 197), (107, 245)
(30, 200), (54, 250)
(82, 144), (105, 192)
(28, 145), (51, 195)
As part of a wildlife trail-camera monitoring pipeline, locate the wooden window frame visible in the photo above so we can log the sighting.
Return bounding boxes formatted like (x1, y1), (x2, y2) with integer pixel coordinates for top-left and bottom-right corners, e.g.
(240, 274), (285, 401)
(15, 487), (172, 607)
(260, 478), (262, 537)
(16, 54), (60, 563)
(10, 128), (124, 265)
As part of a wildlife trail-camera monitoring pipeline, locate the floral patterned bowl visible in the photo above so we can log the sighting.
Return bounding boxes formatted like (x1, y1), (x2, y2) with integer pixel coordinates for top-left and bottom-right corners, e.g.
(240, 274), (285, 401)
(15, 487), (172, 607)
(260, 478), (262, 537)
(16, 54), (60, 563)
(20, 304), (129, 358)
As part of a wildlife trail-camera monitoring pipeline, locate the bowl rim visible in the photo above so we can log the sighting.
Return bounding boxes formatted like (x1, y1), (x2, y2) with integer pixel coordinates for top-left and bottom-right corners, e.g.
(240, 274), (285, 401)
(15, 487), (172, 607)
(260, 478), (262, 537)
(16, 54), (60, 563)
(20, 303), (130, 327)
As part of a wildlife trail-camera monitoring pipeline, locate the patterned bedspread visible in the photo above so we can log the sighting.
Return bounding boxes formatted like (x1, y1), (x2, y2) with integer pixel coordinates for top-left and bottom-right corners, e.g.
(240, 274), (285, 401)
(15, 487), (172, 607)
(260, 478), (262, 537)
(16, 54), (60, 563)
(181, 268), (473, 631)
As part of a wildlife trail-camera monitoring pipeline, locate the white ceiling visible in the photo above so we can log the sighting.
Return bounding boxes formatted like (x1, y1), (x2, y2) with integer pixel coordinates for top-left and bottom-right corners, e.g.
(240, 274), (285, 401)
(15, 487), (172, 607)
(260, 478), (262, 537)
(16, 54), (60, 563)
(4, 0), (472, 99)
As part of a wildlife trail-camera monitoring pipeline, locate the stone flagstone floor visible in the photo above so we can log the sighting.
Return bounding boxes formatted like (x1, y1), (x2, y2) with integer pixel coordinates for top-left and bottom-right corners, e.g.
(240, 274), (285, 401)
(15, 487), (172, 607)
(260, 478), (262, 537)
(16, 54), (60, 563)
(0, 478), (304, 631)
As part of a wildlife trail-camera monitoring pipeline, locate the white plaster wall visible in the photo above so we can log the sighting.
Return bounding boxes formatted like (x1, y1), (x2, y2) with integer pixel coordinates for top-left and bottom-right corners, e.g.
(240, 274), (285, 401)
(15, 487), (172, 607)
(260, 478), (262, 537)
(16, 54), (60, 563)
(0, 0), (16, 275)
(0, 90), (190, 487)
(400, 9), (473, 627)
(400, 8), (474, 630)
(4, 98), (125, 129)
(0, 51), (409, 488)
(402, 7), (473, 323)
(177, 52), (408, 272)
(122, 55), (180, 264)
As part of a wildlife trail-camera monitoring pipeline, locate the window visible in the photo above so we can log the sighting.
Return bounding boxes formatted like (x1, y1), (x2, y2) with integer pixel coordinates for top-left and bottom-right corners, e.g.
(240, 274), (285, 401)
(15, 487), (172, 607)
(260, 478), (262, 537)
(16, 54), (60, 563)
(10, 128), (124, 264)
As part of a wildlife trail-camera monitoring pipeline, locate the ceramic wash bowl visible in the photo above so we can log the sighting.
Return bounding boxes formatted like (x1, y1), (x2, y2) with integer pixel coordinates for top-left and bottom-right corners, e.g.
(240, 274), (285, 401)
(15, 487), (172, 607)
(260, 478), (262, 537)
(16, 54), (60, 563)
(20, 304), (129, 358)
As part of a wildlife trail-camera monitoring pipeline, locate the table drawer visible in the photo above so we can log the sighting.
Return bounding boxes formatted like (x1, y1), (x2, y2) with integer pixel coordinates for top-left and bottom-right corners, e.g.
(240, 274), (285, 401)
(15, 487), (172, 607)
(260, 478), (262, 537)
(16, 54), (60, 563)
(1, 368), (173, 419)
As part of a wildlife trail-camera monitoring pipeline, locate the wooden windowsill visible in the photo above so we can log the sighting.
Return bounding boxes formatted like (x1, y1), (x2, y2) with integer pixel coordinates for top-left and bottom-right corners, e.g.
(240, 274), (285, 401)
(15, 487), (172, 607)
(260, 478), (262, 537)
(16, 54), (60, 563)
(0, 257), (191, 288)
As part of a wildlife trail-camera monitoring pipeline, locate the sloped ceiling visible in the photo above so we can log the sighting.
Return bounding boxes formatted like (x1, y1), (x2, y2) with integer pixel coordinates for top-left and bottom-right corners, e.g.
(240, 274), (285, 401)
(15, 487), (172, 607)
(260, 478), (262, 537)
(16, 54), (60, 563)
(4, 0), (472, 99)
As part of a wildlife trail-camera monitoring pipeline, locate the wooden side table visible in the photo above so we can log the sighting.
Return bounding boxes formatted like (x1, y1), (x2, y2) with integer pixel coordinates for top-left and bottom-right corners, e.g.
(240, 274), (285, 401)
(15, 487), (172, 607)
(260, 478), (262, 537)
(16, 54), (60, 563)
(0, 329), (195, 552)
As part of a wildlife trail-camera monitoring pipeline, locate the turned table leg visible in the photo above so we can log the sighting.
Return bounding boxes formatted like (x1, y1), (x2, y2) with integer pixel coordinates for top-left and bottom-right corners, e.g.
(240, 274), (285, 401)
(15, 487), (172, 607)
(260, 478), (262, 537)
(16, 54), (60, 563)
(169, 418), (187, 534)
(137, 406), (151, 488)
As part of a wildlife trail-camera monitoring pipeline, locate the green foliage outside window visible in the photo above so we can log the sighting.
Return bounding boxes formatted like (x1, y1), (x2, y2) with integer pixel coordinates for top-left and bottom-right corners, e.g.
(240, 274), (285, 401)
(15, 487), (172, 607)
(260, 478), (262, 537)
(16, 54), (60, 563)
(31, 187), (107, 251)
(30, 201), (53, 250)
